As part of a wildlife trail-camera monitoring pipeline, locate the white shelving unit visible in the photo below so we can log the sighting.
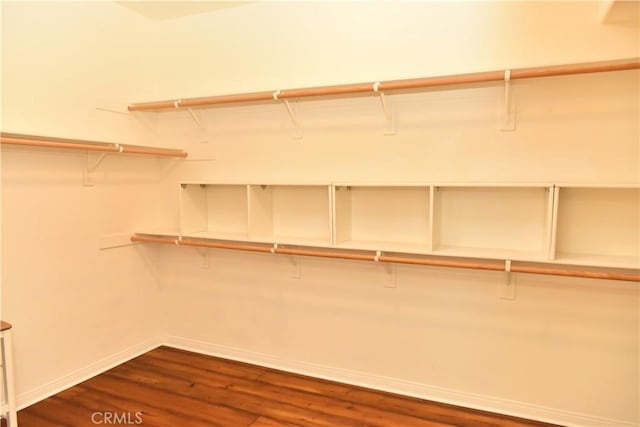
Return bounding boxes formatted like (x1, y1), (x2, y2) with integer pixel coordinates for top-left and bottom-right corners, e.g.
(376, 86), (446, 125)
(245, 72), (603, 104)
(553, 186), (640, 268)
(174, 181), (639, 271)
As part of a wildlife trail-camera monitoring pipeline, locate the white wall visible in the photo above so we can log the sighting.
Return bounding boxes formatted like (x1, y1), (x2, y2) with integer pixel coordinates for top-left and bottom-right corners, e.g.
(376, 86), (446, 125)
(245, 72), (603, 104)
(1, 1), (639, 426)
(1, 1), (166, 405)
(137, 1), (639, 99)
(142, 2), (640, 425)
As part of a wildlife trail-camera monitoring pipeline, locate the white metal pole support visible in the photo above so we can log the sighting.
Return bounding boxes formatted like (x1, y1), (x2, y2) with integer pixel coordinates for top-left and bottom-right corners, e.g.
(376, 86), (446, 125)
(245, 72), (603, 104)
(187, 108), (204, 130)
(373, 82), (396, 135)
(500, 70), (516, 131)
(501, 259), (516, 300)
(83, 152), (108, 186)
(195, 247), (209, 269)
(290, 255), (301, 279)
(384, 262), (397, 288)
(283, 99), (303, 139)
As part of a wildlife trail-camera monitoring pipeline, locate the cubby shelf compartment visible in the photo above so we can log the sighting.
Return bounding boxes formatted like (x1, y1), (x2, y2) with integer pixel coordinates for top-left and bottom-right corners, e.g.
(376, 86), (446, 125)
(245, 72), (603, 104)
(432, 185), (554, 261)
(333, 184), (431, 254)
(179, 183), (250, 241)
(552, 186), (640, 269)
(180, 183), (333, 246)
(249, 184), (333, 246)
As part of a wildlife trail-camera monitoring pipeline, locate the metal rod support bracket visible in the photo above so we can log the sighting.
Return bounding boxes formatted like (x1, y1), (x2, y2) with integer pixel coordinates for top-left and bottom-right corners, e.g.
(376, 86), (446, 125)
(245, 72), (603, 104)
(501, 259), (516, 300)
(500, 70), (516, 131)
(83, 152), (108, 186)
(187, 108), (205, 130)
(283, 99), (303, 139)
(373, 82), (396, 135)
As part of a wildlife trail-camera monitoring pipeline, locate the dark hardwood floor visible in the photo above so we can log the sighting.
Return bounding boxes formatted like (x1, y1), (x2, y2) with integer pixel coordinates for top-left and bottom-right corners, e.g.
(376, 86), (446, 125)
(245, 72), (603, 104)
(17, 346), (560, 426)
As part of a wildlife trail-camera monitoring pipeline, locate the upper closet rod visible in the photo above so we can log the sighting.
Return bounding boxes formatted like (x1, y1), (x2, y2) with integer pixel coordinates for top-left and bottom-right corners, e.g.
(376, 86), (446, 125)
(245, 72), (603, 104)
(0, 134), (188, 158)
(128, 58), (640, 112)
(130, 235), (640, 283)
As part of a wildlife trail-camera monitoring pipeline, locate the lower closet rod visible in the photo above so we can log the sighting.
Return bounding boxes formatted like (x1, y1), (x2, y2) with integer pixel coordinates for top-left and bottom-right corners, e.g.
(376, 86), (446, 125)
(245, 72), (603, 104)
(130, 235), (640, 282)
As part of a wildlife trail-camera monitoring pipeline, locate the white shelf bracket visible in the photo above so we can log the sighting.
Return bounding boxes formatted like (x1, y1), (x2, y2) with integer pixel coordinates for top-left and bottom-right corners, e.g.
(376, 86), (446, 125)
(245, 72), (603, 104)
(501, 260), (516, 300)
(83, 151), (110, 186)
(274, 90), (302, 139)
(289, 254), (301, 279)
(195, 247), (209, 269)
(376, 251), (397, 288)
(187, 107), (205, 130)
(500, 70), (516, 131)
(284, 99), (303, 140)
(373, 82), (396, 135)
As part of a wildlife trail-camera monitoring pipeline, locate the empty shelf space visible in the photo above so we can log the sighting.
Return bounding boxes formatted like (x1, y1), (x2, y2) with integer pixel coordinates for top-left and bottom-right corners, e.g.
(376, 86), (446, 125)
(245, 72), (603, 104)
(180, 183), (249, 237)
(334, 185), (431, 250)
(553, 187), (640, 266)
(249, 185), (332, 245)
(433, 186), (554, 261)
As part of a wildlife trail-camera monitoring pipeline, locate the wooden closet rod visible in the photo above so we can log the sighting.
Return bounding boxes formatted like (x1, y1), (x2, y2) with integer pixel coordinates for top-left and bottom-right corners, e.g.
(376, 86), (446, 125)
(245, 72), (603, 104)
(128, 58), (639, 112)
(0, 133), (188, 158)
(130, 235), (640, 282)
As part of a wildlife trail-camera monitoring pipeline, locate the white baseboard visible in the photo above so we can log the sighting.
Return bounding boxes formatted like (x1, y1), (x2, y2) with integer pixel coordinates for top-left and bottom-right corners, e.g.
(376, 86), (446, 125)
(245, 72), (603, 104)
(164, 335), (638, 427)
(17, 337), (163, 410)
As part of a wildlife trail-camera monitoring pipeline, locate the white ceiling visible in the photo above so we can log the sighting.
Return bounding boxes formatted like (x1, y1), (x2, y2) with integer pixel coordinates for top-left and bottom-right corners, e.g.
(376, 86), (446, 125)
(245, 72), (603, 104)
(115, 1), (253, 21)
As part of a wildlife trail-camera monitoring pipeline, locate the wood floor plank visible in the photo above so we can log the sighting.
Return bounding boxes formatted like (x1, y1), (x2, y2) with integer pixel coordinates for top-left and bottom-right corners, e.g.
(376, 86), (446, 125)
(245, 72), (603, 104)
(249, 416), (299, 427)
(148, 346), (266, 380)
(23, 396), (98, 426)
(85, 373), (259, 427)
(104, 363), (375, 427)
(18, 408), (65, 427)
(116, 353), (453, 426)
(18, 346), (560, 427)
(257, 371), (546, 427)
(58, 383), (215, 427)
